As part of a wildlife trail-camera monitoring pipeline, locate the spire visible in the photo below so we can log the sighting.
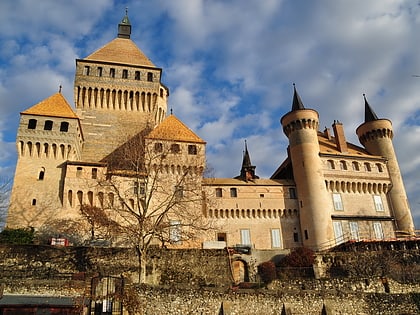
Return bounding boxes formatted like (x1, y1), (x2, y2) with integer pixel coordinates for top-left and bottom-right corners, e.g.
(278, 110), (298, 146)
(291, 83), (305, 111)
(118, 8), (131, 39)
(235, 140), (259, 181)
(242, 140), (252, 168)
(363, 94), (379, 122)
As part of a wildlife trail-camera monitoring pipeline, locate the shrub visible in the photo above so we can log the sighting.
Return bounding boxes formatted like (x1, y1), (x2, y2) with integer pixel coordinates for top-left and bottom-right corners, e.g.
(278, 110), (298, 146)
(280, 247), (315, 267)
(0, 227), (34, 244)
(258, 261), (277, 283)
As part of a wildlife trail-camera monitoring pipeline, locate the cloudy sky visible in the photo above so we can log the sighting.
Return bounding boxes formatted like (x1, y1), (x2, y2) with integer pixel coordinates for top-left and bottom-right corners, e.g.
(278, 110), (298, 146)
(0, 1), (419, 225)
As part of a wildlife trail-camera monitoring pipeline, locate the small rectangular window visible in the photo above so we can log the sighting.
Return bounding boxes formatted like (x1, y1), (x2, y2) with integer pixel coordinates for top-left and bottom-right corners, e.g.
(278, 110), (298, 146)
(91, 168), (97, 179)
(349, 221), (359, 241)
(293, 232), (299, 242)
(122, 69), (128, 79)
(28, 119), (37, 129)
(230, 188), (237, 198)
(304, 230), (309, 240)
(289, 188), (297, 199)
(84, 66), (90, 75)
(188, 145), (197, 155)
(170, 220), (181, 244)
(215, 188), (222, 197)
(135, 71), (140, 80)
(147, 72), (153, 82)
(240, 229), (251, 245)
(32, 199), (37, 206)
(175, 186), (183, 198)
(170, 143), (180, 153)
(110, 68), (115, 78)
(271, 229), (281, 248)
(217, 233), (227, 242)
(76, 167), (83, 178)
(332, 193), (343, 210)
(60, 122), (69, 132)
(154, 142), (163, 152)
(373, 222), (384, 239)
(373, 195), (384, 211)
(44, 120), (53, 130)
(97, 67), (103, 77)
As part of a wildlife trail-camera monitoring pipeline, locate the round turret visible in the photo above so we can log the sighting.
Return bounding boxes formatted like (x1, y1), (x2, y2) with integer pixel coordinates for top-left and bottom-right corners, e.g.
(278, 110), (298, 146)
(281, 86), (333, 250)
(356, 96), (414, 234)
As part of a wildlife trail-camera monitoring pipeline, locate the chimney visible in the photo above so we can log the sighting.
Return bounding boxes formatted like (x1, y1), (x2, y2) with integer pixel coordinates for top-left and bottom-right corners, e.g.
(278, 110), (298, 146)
(332, 121), (348, 153)
(323, 127), (332, 140)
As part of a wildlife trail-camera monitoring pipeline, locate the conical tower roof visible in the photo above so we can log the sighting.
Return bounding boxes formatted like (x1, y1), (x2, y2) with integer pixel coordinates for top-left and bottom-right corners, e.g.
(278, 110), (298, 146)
(291, 83), (305, 111)
(146, 114), (205, 144)
(363, 94), (379, 122)
(21, 92), (78, 119)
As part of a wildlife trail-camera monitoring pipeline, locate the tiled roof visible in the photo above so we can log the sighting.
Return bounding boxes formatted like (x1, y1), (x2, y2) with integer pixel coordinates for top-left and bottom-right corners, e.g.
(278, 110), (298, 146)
(146, 115), (205, 144)
(318, 133), (372, 157)
(21, 92), (78, 119)
(85, 38), (155, 67)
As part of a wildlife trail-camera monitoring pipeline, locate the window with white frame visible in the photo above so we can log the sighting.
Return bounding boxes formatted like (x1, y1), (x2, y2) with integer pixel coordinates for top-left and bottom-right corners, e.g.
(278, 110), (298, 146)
(170, 220), (181, 244)
(271, 229), (282, 248)
(349, 222), (359, 241)
(240, 229), (251, 245)
(333, 221), (344, 244)
(373, 195), (384, 211)
(373, 222), (384, 239)
(332, 193), (343, 210)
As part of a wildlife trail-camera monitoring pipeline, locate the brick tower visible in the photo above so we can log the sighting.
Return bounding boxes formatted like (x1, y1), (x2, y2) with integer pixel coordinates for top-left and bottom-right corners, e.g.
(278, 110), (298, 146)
(73, 11), (169, 162)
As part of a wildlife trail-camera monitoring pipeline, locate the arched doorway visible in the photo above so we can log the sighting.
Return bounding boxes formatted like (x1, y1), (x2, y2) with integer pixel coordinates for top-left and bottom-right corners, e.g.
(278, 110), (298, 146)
(232, 260), (249, 284)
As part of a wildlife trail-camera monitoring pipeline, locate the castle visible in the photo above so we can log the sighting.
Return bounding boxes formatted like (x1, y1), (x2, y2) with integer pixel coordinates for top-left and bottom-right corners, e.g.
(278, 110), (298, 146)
(6, 13), (415, 251)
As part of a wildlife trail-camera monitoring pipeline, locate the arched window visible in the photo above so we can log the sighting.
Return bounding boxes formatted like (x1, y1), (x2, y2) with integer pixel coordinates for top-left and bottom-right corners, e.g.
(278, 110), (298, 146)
(28, 119), (37, 129)
(38, 167), (45, 180)
(68, 190), (73, 207)
(60, 122), (69, 132)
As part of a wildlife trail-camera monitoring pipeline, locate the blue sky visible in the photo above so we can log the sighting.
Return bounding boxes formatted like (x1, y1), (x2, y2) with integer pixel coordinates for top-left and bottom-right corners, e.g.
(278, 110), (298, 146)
(0, 0), (420, 226)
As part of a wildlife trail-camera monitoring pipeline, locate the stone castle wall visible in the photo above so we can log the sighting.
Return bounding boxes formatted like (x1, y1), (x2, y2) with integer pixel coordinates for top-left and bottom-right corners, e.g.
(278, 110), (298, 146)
(1, 245), (420, 314)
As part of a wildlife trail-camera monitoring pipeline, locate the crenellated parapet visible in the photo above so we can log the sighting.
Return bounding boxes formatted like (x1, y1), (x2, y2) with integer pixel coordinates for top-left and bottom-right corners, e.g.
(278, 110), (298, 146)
(356, 119), (393, 146)
(281, 109), (319, 138)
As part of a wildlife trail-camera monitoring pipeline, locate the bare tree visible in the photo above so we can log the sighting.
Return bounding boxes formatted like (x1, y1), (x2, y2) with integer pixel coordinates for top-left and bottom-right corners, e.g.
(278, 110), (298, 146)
(92, 131), (213, 283)
(0, 177), (12, 230)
